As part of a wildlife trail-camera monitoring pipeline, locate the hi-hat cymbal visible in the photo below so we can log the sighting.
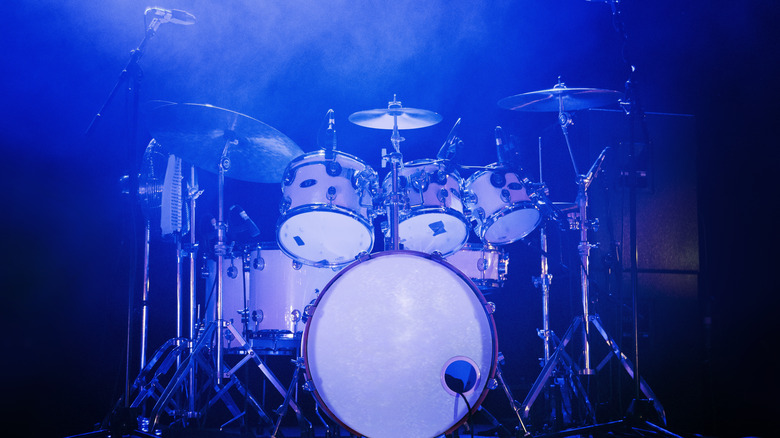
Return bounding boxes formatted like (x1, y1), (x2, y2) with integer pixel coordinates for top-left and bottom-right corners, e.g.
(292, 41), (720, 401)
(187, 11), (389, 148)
(147, 102), (303, 183)
(349, 106), (443, 130)
(498, 86), (623, 112)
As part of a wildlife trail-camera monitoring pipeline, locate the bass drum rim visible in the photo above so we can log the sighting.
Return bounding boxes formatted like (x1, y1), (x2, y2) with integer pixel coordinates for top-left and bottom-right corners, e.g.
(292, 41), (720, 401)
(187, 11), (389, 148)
(302, 250), (498, 438)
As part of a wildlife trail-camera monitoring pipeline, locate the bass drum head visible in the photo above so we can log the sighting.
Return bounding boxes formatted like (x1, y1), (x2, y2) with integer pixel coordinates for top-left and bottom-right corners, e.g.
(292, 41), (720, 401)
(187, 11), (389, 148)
(303, 251), (497, 438)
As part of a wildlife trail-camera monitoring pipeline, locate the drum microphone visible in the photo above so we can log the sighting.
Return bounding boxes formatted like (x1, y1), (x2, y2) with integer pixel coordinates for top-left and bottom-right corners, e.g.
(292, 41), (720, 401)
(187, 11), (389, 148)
(230, 205), (261, 237)
(326, 109), (337, 151)
(437, 118), (461, 161)
(494, 126), (506, 165)
(144, 7), (196, 25)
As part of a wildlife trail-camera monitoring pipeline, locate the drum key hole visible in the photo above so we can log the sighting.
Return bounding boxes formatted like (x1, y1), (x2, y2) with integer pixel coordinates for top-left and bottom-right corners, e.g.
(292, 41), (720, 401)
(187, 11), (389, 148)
(490, 172), (506, 188)
(434, 169), (447, 185)
(253, 257), (265, 270)
(500, 188), (511, 203)
(326, 186), (337, 201)
(279, 196), (291, 214)
(291, 309), (302, 323)
(477, 257), (488, 272)
(436, 188), (449, 204)
(254, 309), (263, 323)
(283, 168), (296, 186)
(411, 170), (429, 193)
(227, 265), (238, 279)
(326, 161), (342, 177)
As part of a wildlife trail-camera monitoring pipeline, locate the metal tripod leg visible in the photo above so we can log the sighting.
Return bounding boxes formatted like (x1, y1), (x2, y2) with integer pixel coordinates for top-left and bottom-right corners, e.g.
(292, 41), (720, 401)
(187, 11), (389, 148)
(590, 315), (666, 422)
(519, 316), (595, 425)
(494, 354), (530, 436)
(271, 357), (312, 438)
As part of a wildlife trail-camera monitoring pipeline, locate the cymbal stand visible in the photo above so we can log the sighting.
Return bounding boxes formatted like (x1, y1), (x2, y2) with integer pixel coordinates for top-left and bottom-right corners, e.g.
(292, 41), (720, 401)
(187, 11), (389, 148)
(145, 139), (306, 433)
(520, 90), (668, 432)
(382, 95), (406, 251)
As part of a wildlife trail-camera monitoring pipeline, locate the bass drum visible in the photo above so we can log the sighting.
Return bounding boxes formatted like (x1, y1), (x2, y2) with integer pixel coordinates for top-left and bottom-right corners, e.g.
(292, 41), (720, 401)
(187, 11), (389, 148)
(303, 251), (498, 438)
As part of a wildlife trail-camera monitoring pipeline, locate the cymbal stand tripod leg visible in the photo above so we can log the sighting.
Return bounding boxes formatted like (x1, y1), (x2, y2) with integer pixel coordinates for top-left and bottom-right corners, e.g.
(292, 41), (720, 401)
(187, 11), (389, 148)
(493, 353), (530, 437)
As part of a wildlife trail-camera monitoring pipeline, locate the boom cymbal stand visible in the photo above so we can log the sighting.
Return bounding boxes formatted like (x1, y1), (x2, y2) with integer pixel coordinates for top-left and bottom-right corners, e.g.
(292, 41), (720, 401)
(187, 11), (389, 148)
(145, 139), (307, 434)
(504, 80), (670, 437)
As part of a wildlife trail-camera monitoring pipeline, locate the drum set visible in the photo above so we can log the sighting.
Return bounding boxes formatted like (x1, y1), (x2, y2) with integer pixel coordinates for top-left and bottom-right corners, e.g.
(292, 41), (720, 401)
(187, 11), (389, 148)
(120, 82), (629, 438)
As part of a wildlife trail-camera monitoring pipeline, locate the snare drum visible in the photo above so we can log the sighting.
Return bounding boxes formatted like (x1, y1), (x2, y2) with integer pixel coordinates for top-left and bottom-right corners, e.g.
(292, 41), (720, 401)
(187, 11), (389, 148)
(382, 159), (469, 256)
(205, 243), (339, 353)
(303, 251), (497, 438)
(445, 243), (508, 291)
(277, 150), (378, 267)
(464, 166), (542, 244)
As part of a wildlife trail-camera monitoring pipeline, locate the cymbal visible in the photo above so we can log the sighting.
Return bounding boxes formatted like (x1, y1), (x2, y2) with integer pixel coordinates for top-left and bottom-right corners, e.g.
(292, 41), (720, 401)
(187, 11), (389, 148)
(497, 86), (623, 112)
(147, 102), (303, 183)
(349, 107), (443, 130)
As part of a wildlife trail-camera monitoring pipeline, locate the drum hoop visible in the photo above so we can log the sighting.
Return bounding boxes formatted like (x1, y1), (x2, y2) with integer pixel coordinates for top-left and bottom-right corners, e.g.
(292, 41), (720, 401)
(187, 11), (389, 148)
(401, 206), (469, 224)
(384, 158), (463, 181)
(459, 242), (504, 253)
(480, 201), (542, 243)
(276, 205), (375, 268)
(286, 149), (372, 170)
(464, 164), (518, 186)
(278, 203), (375, 227)
(301, 250), (499, 437)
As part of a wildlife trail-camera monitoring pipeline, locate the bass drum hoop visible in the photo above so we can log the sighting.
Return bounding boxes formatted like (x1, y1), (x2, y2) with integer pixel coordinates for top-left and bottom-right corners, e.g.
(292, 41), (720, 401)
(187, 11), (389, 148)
(302, 250), (498, 438)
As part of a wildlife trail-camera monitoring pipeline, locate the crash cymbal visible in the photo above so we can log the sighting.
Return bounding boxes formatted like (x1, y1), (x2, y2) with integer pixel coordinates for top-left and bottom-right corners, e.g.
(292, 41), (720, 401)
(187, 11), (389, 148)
(498, 85), (623, 112)
(349, 106), (442, 130)
(147, 102), (303, 183)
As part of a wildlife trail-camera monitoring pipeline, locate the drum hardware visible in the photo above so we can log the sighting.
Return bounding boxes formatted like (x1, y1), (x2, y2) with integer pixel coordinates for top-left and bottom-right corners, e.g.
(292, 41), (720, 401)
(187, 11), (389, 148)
(497, 85), (667, 431)
(141, 104), (312, 432)
(82, 18), (177, 434)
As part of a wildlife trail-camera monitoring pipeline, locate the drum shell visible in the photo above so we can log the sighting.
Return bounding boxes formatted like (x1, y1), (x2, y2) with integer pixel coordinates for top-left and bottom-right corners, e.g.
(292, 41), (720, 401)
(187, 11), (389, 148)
(302, 251), (498, 438)
(464, 166), (541, 244)
(280, 150), (377, 216)
(205, 244), (339, 344)
(445, 243), (508, 290)
(381, 159), (469, 256)
(277, 150), (378, 267)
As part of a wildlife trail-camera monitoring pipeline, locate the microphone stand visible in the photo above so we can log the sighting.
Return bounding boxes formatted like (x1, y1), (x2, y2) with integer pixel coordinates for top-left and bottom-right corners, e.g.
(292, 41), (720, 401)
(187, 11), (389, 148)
(70, 14), (166, 438)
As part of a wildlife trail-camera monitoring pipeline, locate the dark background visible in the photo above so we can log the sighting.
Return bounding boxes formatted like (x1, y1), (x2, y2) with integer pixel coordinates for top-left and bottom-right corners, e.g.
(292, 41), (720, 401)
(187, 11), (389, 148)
(1, 1), (778, 437)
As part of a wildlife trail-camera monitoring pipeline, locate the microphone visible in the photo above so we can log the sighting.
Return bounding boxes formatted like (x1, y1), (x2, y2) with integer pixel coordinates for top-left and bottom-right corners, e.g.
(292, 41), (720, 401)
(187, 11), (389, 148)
(494, 126), (506, 165)
(436, 118), (461, 161)
(230, 205), (260, 237)
(145, 7), (196, 25)
(326, 109), (336, 151)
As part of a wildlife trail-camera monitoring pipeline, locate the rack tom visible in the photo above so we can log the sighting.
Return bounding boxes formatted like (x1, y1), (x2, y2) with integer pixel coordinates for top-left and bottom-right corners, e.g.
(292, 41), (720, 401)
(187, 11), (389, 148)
(382, 159), (469, 256)
(464, 166), (542, 244)
(277, 150), (378, 267)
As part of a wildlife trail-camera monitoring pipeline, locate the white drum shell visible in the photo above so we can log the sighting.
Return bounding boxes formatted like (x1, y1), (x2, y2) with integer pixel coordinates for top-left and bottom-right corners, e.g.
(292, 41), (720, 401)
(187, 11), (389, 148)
(445, 243), (508, 290)
(382, 160), (469, 256)
(277, 150), (377, 267)
(303, 251), (497, 438)
(465, 167), (541, 244)
(206, 244), (339, 338)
